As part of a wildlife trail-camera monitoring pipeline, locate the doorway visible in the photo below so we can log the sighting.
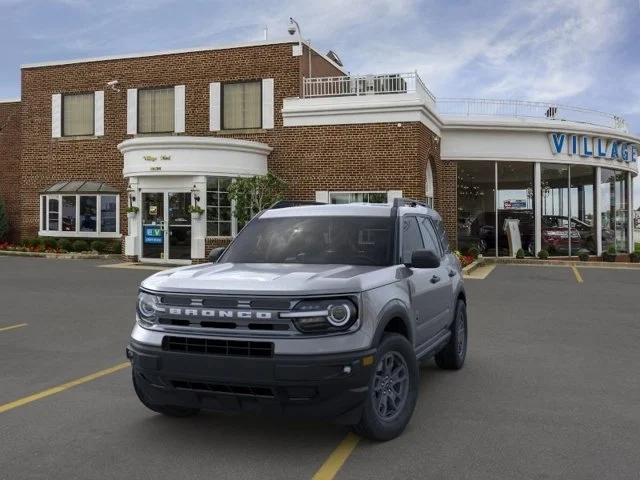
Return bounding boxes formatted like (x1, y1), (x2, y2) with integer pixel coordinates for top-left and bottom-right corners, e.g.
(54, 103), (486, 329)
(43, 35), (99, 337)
(141, 192), (192, 263)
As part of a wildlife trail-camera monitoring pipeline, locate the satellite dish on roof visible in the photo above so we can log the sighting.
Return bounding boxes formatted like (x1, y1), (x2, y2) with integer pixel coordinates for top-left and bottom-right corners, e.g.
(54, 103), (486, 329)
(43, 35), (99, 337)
(326, 50), (343, 67)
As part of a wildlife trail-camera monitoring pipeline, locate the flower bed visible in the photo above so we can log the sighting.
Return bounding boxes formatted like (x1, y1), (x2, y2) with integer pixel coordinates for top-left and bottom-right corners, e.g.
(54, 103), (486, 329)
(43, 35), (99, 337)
(0, 242), (65, 254)
(454, 250), (475, 268)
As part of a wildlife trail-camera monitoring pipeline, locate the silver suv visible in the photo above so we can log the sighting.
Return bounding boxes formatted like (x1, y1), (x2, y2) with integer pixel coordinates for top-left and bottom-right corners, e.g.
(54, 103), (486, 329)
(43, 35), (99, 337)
(127, 199), (468, 441)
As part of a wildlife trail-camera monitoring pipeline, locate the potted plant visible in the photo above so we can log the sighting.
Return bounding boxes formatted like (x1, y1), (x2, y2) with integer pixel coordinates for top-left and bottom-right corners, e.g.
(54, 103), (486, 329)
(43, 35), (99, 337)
(188, 204), (205, 219)
(603, 245), (617, 262)
(577, 249), (590, 262)
(126, 206), (139, 220)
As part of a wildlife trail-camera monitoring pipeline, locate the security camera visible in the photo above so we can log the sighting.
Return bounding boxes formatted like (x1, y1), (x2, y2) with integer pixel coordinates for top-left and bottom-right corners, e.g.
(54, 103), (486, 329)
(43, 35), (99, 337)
(106, 80), (120, 93)
(287, 24), (296, 35)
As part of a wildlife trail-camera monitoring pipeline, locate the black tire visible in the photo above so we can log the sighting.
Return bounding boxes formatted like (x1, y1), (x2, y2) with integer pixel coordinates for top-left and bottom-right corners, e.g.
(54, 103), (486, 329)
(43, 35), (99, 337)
(132, 370), (200, 418)
(353, 333), (419, 441)
(435, 299), (467, 370)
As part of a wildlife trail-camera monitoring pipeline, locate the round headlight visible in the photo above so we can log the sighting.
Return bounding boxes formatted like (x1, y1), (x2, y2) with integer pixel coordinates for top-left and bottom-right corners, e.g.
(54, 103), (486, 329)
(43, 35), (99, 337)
(137, 292), (158, 323)
(327, 303), (352, 327)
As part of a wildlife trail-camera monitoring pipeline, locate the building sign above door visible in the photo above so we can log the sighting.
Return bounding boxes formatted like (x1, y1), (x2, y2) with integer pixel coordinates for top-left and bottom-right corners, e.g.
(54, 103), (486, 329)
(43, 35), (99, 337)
(549, 132), (638, 163)
(143, 155), (171, 162)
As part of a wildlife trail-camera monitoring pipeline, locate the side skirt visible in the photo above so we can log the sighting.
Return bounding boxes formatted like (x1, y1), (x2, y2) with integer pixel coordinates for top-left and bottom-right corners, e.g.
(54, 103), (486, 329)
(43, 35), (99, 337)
(415, 329), (451, 361)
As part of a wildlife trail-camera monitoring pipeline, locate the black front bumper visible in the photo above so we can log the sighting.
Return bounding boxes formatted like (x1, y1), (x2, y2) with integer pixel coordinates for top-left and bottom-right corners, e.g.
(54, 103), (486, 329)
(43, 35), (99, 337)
(127, 340), (376, 424)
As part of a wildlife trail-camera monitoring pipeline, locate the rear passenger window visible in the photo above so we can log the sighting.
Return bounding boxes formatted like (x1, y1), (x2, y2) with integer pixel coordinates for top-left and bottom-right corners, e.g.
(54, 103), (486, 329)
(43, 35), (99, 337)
(418, 217), (442, 256)
(401, 217), (424, 264)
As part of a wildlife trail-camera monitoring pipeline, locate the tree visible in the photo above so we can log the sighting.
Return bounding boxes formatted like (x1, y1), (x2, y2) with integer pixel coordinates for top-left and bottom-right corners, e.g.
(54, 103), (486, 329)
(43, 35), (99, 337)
(0, 197), (8, 241)
(227, 173), (287, 225)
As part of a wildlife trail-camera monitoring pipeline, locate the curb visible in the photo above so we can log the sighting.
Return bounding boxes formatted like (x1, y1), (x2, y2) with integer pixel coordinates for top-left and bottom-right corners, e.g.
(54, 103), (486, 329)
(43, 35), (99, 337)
(0, 250), (120, 260)
(481, 257), (640, 269)
(462, 258), (486, 275)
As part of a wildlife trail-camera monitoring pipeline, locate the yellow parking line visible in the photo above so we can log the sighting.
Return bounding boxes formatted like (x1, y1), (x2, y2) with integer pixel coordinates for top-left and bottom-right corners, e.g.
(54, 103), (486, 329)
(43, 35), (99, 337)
(0, 323), (28, 333)
(312, 432), (361, 480)
(0, 362), (130, 415)
(571, 265), (583, 283)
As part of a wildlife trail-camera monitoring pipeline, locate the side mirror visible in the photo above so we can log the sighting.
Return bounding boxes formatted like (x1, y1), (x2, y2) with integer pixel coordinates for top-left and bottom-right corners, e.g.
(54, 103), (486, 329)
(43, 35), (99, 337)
(406, 249), (440, 269)
(208, 247), (226, 263)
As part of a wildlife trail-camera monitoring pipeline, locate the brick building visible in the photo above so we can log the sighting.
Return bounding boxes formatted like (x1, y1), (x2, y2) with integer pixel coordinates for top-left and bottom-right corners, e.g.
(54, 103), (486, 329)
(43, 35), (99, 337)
(0, 38), (638, 262)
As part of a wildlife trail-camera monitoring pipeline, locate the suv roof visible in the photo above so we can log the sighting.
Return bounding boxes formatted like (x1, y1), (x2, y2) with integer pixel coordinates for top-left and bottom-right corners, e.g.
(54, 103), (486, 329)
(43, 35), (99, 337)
(262, 199), (439, 219)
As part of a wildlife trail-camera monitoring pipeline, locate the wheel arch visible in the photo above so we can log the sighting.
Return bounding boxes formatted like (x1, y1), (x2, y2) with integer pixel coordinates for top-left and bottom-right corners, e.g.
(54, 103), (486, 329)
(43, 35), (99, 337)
(371, 299), (415, 347)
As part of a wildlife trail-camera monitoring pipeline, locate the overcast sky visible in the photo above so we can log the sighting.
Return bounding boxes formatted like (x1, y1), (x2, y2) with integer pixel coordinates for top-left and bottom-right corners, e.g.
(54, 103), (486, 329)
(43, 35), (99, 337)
(1, 0), (639, 204)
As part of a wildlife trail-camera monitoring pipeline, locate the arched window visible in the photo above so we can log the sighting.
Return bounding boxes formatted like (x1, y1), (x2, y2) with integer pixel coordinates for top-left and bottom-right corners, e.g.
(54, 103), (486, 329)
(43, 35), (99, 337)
(425, 160), (434, 207)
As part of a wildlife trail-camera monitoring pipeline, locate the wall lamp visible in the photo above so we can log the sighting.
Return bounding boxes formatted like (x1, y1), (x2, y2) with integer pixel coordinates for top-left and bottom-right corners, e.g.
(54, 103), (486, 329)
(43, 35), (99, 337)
(126, 185), (136, 203)
(191, 185), (201, 204)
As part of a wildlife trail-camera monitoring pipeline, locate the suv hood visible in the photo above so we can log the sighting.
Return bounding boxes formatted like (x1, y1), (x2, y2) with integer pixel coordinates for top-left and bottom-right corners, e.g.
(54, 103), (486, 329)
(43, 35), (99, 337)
(141, 262), (398, 296)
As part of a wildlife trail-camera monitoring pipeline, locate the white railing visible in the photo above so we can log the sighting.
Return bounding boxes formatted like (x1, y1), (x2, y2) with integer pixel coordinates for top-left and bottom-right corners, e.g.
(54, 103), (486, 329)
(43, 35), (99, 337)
(302, 72), (436, 103)
(437, 98), (629, 132)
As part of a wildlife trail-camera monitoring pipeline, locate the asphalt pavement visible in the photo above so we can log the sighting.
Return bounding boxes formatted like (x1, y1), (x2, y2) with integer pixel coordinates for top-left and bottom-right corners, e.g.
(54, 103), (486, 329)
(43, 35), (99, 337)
(0, 257), (638, 480)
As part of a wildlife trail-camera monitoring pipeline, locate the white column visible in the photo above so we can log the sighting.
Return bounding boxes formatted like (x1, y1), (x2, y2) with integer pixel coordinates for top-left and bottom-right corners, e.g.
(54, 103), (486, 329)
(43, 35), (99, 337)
(534, 162), (541, 255)
(595, 167), (602, 256)
(125, 177), (140, 258)
(628, 171), (634, 253)
(191, 176), (207, 260)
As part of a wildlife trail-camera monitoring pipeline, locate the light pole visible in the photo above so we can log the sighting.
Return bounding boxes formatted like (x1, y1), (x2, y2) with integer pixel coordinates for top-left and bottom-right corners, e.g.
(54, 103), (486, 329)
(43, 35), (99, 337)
(288, 17), (312, 79)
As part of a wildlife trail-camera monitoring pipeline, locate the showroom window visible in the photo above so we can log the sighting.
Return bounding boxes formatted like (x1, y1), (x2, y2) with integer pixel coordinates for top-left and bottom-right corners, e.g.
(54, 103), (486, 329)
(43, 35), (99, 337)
(62, 92), (94, 136)
(138, 87), (175, 133)
(457, 161), (496, 256)
(206, 177), (234, 236)
(425, 161), (434, 208)
(40, 181), (120, 237)
(329, 192), (388, 204)
(222, 81), (261, 130)
(496, 163), (535, 256)
(601, 168), (629, 253)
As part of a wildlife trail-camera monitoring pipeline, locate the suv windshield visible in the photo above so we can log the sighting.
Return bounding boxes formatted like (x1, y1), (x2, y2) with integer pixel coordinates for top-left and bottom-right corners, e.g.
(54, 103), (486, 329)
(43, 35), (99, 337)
(221, 216), (394, 266)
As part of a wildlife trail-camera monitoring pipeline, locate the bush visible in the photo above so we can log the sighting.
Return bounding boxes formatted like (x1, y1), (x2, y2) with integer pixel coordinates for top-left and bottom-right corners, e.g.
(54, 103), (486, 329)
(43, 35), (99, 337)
(537, 249), (549, 260)
(71, 239), (89, 252)
(41, 237), (58, 250)
(58, 238), (73, 252)
(577, 249), (590, 262)
(468, 246), (480, 259)
(515, 248), (525, 259)
(0, 197), (8, 242)
(90, 240), (107, 253)
(106, 239), (122, 254)
(629, 252), (640, 263)
(603, 245), (617, 262)
(21, 238), (37, 248)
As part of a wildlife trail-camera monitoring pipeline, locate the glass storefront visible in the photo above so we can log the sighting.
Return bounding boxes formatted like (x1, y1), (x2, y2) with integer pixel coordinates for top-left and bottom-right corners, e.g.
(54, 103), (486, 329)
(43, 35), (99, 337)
(601, 168), (629, 253)
(497, 163), (534, 256)
(457, 161), (496, 255)
(457, 161), (629, 257)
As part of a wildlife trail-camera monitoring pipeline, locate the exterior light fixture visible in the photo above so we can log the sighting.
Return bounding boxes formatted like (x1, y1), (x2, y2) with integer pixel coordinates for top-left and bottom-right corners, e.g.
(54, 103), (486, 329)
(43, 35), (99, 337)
(191, 185), (201, 204)
(127, 185), (136, 203)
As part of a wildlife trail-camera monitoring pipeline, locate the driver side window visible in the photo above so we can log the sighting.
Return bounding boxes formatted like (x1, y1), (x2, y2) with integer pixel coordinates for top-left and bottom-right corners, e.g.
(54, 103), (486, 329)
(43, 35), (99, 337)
(401, 217), (424, 264)
(418, 217), (442, 256)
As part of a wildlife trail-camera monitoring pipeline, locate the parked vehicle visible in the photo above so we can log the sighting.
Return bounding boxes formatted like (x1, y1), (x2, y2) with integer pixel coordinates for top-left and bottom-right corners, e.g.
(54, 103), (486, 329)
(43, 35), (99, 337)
(127, 199), (468, 441)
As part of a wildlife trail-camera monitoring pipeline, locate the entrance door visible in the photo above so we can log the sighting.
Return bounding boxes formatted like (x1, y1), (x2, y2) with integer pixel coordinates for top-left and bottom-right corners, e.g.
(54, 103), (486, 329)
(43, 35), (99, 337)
(141, 192), (192, 262)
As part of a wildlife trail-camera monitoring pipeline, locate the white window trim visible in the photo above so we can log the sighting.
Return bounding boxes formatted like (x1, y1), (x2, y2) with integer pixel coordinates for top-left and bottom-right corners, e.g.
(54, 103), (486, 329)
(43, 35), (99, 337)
(39, 193), (120, 238)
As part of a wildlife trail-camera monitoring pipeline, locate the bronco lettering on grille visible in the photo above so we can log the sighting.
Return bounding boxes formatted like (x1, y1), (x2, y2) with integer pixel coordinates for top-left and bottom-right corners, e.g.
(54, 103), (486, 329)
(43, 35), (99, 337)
(159, 307), (273, 320)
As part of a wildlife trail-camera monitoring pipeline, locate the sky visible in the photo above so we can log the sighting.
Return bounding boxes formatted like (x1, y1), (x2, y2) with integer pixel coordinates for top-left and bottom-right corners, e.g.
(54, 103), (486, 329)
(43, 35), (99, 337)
(1, 0), (639, 204)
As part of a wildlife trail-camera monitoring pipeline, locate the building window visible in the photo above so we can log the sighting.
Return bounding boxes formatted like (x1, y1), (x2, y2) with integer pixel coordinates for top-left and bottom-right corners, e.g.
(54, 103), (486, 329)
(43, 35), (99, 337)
(425, 161), (434, 207)
(62, 93), (94, 136)
(497, 163), (534, 256)
(457, 161), (496, 256)
(138, 87), (175, 133)
(40, 193), (119, 237)
(222, 81), (261, 130)
(601, 168), (629, 253)
(329, 192), (388, 204)
(206, 177), (233, 236)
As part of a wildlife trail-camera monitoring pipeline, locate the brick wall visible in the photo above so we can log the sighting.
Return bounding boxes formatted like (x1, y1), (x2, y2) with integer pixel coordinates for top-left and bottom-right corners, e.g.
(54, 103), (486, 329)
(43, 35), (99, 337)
(0, 101), (21, 241)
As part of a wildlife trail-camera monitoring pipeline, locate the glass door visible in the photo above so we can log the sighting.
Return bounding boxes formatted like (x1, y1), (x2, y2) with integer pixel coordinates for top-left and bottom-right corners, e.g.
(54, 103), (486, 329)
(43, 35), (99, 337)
(168, 192), (191, 260)
(141, 193), (165, 260)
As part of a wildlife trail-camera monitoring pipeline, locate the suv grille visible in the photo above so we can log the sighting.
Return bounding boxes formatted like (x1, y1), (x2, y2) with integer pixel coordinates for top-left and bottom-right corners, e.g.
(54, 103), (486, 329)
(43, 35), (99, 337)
(171, 380), (275, 398)
(162, 336), (274, 358)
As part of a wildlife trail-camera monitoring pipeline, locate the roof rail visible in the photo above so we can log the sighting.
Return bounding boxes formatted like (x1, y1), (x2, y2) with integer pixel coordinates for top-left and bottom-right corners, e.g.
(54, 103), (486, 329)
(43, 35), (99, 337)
(269, 200), (326, 209)
(392, 198), (430, 209)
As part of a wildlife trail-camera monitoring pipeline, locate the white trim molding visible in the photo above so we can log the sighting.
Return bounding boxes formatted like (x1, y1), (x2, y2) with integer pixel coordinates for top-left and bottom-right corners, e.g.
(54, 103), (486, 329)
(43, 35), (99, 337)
(119, 136), (272, 178)
(51, 94), (62, 138)
(94, 90), (104, 136)
(126, 88), (138, 135)
(209, 82), (221, 131)
(262, 78), (275, 129)
(174, 85), (186, 133)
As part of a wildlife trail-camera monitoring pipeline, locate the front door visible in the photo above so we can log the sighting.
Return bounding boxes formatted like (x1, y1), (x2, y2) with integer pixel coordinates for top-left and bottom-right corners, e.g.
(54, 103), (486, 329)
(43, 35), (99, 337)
(141, 192), (191, 263)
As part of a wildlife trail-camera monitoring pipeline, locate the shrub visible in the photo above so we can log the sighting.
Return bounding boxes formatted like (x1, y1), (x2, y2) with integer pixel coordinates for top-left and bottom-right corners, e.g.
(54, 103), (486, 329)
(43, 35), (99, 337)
(467, 246), (480, 259)
(107, 239), (122, 254)
(90, 240), (107, 253)
(71, 239), (89, 252)
(515, 248), (525, 259)
(0, 197), (8, 242)
(58, 238), (73, 252)
(577, 249), (590, 262)
(21, 238), (37, 248)
(603, 244), (617, 262)
(41, 237), (58, 250)
(537, 249), (549, 260)
(629, 252), (640, 263)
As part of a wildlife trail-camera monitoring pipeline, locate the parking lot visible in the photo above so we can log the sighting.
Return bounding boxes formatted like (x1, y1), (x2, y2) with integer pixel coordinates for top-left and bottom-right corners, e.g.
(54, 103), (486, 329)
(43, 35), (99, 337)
(0, 256), (639, 480)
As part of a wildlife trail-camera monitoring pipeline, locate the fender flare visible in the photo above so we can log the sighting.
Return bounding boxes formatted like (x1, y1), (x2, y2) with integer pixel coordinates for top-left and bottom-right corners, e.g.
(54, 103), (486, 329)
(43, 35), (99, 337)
(371, 299), (414, 347)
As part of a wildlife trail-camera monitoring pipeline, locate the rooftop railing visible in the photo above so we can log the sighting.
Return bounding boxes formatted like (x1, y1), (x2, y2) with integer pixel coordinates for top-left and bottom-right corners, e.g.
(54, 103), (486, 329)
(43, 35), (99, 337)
(301, 74), (628, 132)
(436, 98), (628, 132)
(302, 72), (436, 104)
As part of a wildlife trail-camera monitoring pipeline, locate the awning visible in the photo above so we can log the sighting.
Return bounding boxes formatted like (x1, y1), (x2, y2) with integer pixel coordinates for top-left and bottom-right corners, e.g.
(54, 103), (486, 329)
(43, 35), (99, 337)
(42, 181), (119, 194)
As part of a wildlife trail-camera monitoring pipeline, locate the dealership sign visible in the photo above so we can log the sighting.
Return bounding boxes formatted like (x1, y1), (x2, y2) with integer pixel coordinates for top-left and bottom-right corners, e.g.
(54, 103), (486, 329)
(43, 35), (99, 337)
(549, 133), (638, 163)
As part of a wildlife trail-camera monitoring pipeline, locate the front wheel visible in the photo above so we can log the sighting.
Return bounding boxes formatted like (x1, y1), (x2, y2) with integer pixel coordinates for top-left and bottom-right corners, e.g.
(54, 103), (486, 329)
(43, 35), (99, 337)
(435, 299), (467, 370)
(353, 334), (419, 441)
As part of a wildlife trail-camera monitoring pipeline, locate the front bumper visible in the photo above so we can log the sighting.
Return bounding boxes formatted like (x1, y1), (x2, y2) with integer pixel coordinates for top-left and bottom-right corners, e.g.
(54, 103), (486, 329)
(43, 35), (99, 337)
(127, 340), (376, 424)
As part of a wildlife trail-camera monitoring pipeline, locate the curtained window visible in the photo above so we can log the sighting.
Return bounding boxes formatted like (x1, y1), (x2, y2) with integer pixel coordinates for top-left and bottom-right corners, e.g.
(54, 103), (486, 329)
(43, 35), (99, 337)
(63, 93), (94, 136)
(222, 81), (261, 129)
(138, 87), (175, 133)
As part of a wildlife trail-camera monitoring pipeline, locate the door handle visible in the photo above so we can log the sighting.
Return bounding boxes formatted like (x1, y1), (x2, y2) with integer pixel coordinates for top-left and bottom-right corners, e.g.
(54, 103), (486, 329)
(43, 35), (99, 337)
(430, 275), (441, 284)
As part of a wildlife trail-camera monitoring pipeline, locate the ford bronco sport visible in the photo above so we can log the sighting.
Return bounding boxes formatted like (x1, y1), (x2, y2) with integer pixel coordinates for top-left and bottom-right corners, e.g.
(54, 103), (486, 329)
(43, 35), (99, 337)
(127, 198), (468, 441)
